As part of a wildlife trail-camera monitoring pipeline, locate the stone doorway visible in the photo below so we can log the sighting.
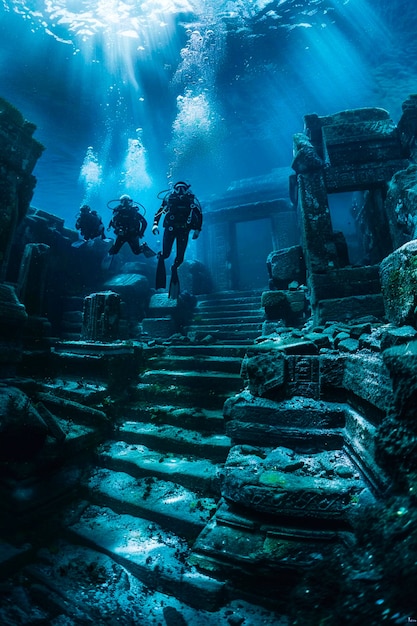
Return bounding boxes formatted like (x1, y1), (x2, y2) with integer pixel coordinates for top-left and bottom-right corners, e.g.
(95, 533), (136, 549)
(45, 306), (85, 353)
(327, 190), (366, 266)
(235, 218), (272, 290)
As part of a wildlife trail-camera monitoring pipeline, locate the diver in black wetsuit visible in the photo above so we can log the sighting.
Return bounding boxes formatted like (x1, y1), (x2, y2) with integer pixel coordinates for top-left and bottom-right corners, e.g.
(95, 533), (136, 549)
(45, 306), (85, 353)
(75, 205), (106, 241)
(107, 194), (155, 257)
(152, 181), (202, 298)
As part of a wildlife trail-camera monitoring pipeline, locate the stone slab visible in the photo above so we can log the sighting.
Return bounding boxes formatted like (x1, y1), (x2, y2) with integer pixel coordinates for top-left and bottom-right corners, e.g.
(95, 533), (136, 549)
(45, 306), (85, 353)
(67, 504), (225, 611)
(119, 421), (231, 462)
(97, 440), (222, 496)
(84, 468), (217, 538)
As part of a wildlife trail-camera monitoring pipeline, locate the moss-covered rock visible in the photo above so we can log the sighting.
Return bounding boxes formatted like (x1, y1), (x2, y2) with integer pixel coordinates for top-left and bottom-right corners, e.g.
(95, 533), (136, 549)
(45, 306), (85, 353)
(380, 240), (417, 326)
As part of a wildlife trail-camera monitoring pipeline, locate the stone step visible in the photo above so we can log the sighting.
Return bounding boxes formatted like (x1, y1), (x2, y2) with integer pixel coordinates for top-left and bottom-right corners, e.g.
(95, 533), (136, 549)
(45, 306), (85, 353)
(185, 327), (261, 341)
(195, 305), (263, 317)
(124, 405), (226, 434)
(224, 392), (347, 428)
(153, 344), (249, 358)
(187, 321), (262, 331)
(83, 468), (218, 538)
(118, 421), (231, 462)
(226, 421), (345, 451)
(96, 440), (222, 496)
(197, 291), (263, 303)
(194, 306), (265, 319)
(134, 382), (231, 409)
(190, 315), (264, 326)
(147, 354), (243, 374)
(224, 393), (346, 450)
(66, 504), (225, 611)
(139, 369), (243, 394)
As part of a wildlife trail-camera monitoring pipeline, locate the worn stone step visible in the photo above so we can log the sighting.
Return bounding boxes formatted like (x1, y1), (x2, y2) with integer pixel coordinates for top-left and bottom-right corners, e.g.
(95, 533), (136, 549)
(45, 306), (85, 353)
(186, 322), (262, 334)
(124, 405), (226, 434)
(226, 420), (345, 451)
(66, 504), (225, 611)
(134, 382), (231, 409)
(224, 393), (347, 450)
(195, 309), (264, 319)
(224, 392), (346, 428)
(191, 315), (264, 326)
(97, 440), (222, 496)
(159, 344), (249, 358)
(197, 291), (263, 304)
(118, 421), (231, 462)
(139, 369), (243, 394)
(185, 328), (261, 341)
(83, 468), (218, 538)
(147, 354), (243, 374)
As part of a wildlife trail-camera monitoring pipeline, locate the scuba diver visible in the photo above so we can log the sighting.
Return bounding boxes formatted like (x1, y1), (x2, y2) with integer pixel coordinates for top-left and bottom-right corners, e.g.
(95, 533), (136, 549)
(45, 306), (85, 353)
(152, 181), (202, 298)
(107, 194), (156, 257)
(75, 205), (106, 242)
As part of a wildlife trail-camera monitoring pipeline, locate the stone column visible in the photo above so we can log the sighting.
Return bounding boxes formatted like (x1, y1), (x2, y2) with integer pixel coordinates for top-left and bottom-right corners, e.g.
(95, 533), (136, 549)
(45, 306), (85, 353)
(297, 171), (338, 272)
(16, 243), (50, 316)
(82, 291), (121, 342)
(292, 132), (338, 273)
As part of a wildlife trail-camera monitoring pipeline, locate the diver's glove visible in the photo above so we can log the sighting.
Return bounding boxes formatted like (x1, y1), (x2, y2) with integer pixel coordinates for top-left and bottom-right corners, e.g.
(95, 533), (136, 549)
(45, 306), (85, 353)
(192, 229), (201, 240)
(152, 224), (159, 235)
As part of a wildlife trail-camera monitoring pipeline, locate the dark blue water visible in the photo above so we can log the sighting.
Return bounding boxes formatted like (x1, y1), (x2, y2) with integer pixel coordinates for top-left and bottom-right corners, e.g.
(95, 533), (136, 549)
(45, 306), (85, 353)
(1, 0), (416, 227)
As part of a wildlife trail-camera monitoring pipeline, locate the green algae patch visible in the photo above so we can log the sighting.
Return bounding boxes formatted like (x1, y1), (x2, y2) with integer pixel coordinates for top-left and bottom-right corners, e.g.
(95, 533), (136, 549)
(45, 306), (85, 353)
(259, 471), (287, 487)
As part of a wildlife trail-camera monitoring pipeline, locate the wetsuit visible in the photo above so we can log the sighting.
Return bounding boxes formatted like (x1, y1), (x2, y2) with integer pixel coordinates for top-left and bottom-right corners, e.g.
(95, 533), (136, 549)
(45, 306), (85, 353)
(153, 188), (203, 297)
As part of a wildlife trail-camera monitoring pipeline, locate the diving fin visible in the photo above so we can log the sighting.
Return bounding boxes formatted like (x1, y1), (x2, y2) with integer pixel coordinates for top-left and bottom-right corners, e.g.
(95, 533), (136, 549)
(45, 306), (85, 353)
(71, 239), (87, 249)
(156, 253), (166, 289)
(168, 265), (180, 299)
(141, 242), (157, 258)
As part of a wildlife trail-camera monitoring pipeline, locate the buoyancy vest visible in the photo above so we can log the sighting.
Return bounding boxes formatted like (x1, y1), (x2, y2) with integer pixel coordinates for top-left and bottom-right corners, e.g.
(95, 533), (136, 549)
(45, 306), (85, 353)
(112, 206), (147, 237)
(162, 191), (196, 229)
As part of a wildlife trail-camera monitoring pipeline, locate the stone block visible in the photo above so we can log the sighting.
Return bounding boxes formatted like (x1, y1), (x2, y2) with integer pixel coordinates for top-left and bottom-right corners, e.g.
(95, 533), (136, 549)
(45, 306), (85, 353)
(221, 445), (364, 520)
(383, 339), (417, 423)
(380, 240), (417, 326)
(266, 245), (306, 289)
(343, 352), (393, 413)
(141, 317), (177, 339)
(322, 118), (402, 167)
(316, 294), (385, 325)
(309, 266), (381, 305)
(240, 350), (285, 397)
(82, 291), (121, 341)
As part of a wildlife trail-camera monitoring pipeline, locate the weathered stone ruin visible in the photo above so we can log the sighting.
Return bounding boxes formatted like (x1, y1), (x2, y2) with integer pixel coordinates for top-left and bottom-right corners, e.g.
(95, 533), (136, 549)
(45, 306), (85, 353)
(1, 94), (417, 625)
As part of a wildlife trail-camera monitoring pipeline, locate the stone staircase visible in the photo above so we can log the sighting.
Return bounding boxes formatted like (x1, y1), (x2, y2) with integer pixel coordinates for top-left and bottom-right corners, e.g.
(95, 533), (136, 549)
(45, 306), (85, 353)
(0, 289), (391, 623)
(185, 290), (265, 343)
(59, 303), (272, 617)
(60, 292), (272, 614)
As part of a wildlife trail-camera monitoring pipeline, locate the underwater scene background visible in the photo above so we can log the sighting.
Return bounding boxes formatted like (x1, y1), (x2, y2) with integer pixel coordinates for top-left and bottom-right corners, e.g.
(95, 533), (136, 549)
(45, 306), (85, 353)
(1, 0), (417, 226)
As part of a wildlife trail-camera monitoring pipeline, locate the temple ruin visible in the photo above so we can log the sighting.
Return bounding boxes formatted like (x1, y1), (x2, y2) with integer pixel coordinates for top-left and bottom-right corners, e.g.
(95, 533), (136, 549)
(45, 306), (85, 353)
(1, 94), (417, 624)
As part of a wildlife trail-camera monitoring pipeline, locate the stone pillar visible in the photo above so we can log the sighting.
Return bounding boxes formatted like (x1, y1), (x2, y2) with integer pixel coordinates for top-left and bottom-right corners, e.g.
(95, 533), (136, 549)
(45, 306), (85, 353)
(16, 243), (50, 316)
(297, 171), (338, 272)
(82, 291), (121, 342)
